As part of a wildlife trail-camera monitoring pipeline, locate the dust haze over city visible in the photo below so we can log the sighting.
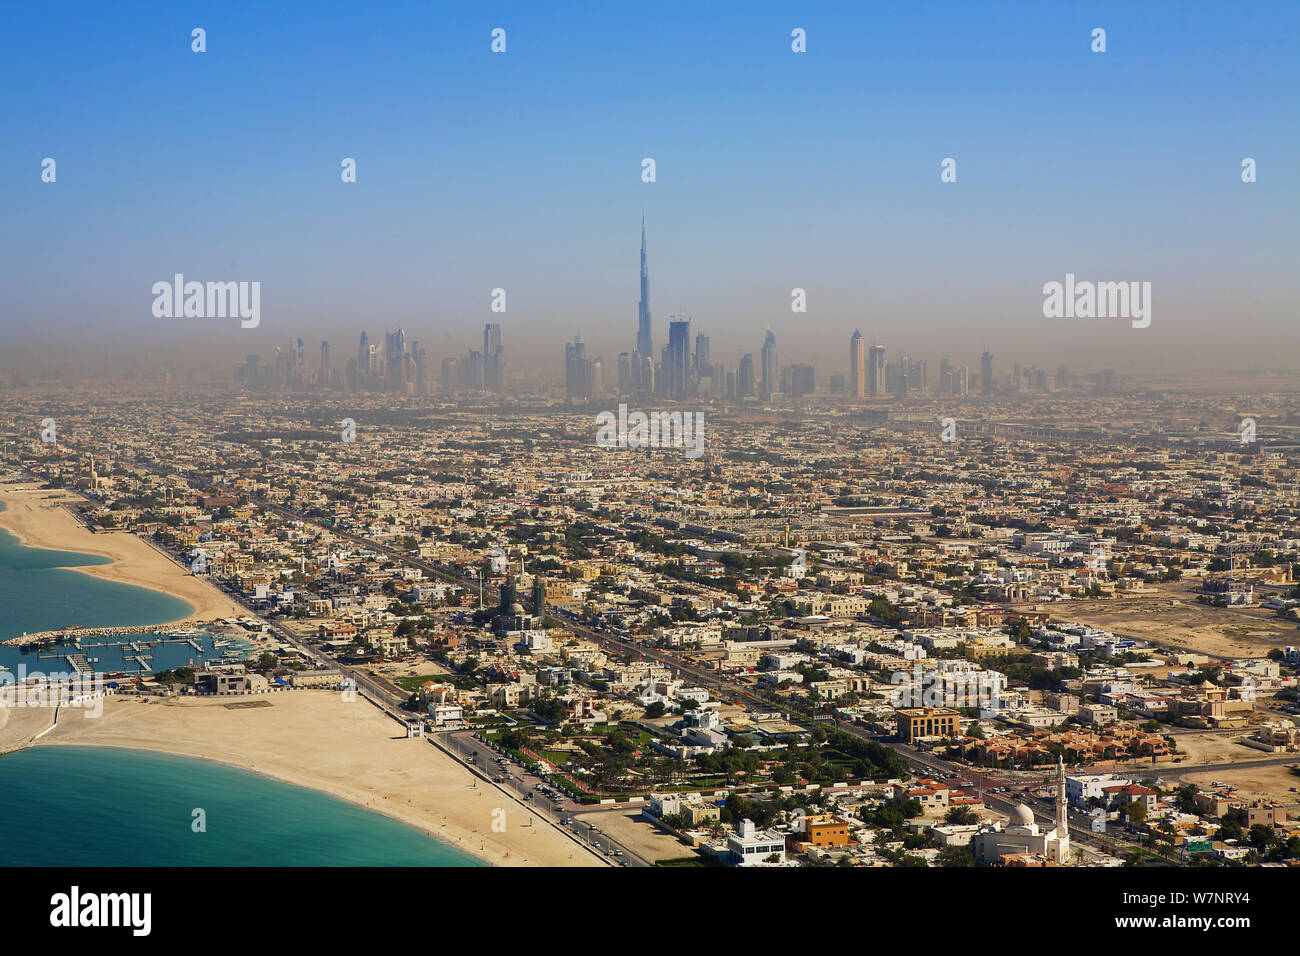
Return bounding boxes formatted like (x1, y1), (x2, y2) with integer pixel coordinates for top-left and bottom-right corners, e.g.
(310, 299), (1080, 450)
(2, 0), (1299, 934)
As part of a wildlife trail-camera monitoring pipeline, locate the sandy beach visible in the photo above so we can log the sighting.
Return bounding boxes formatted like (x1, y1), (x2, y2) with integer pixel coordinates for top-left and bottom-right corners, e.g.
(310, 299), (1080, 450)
(0, 690), (604, 867)
(0, 484), (244, 623)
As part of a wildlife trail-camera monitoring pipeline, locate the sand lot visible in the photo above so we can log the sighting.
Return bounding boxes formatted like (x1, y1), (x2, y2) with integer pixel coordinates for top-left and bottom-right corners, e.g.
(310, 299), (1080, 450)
(574, 807), (696, 864)
(1066, 582), (1297, 659)
(1168, 732), (1278, 767)
(1184, 763), (1300, 808)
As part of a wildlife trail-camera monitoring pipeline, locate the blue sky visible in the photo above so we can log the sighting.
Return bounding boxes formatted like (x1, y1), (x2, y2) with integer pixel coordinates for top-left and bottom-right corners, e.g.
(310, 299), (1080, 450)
(2, 0), (1296, 376)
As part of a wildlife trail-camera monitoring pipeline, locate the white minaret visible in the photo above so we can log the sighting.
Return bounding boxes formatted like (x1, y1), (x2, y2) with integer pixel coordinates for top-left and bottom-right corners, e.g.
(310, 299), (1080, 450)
(1054, 754), (1072, 863)
(1055, 755), (1069, 833)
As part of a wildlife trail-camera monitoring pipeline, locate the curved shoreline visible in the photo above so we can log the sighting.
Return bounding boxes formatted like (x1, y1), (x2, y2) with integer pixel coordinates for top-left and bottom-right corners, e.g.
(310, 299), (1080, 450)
(0, 486), (244, 626)
(2, 692), (602, 868)
(28, 741), (488, 866)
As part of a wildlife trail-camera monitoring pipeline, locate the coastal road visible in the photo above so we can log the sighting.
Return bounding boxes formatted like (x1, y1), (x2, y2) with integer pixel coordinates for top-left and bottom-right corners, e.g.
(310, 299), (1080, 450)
(442, 730), (648, 866)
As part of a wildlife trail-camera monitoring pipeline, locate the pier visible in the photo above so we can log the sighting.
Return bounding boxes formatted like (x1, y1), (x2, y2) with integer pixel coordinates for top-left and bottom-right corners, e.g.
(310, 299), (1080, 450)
(2, 620), (216, 648)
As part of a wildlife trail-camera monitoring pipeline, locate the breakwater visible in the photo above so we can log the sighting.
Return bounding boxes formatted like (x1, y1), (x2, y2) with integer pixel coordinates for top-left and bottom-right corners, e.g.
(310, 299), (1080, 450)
(2, 621), (214, 647)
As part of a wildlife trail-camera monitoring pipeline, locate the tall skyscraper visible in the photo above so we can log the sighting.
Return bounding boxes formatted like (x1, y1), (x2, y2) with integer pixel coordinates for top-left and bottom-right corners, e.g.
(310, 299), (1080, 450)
(738, 353), (755, 398)
(636, 217), (652, 360)
(981, 351), (994, 394)
(694, 332), (710, 374)
(320, 340), (330, 386)
(908, 358), (927, 393)
(384, 328), (411, 391)
(617, 352), (632, 396)
(532, 576), (547, 620)
(357, 331), (375, 389)
(667, 319), (691, 399)
(483, 323), (505, 392)
(849, 330), (865, 399)
(868, 344), (886, 396)
(413, 341), (426, 395)
(565, 336), (587, 401)
(760, 330), (778, 401)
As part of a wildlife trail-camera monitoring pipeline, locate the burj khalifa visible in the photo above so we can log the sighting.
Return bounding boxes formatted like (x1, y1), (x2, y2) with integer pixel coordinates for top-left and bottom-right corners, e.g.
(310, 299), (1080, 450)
(633, 217), (653, 393)
(636, 217), (652, 357)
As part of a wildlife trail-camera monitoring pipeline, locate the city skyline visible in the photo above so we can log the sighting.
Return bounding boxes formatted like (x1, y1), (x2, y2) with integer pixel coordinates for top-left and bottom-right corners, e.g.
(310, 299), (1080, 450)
(9, 214), (1291, 394)
(205, 222), (1150, 400)
(2, 2), (1296, 380)
(4, 0), (1300, 901)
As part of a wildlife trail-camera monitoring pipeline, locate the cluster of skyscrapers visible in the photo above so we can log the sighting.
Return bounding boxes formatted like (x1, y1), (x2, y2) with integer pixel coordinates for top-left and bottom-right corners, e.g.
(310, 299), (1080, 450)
(595, 221), (786, 404)
(235, 337), (332, 391)
(236, 324), (508, 396)
(348, 328), (429, 394)
(442, 323), (507, 394)
(232, 225), (1073, 403)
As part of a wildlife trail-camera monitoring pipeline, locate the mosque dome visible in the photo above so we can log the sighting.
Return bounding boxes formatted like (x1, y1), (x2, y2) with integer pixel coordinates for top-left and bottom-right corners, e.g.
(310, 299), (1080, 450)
(1010, 804), (1036, 827)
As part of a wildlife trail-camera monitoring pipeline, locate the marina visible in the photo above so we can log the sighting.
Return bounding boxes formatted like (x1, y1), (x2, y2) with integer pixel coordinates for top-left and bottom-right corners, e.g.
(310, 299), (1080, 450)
(0, 627), (258, 677)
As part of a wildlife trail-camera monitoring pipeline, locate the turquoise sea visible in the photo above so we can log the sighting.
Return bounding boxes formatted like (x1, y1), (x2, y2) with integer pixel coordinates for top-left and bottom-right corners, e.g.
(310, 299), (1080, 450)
(0, 499), (480, 866)
(0, 503), (192, 643)
(0, 747), (481, 866)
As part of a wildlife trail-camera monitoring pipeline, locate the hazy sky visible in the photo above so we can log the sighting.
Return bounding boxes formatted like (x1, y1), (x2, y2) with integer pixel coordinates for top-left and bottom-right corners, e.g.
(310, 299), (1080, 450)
(2, 1), (1296, 381)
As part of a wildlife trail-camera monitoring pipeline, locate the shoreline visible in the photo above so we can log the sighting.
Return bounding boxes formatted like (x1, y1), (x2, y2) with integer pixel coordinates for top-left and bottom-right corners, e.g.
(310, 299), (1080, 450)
(0, 484), (245, 625)
(5, 692), (603, 868)
(32, 740), (492, 866)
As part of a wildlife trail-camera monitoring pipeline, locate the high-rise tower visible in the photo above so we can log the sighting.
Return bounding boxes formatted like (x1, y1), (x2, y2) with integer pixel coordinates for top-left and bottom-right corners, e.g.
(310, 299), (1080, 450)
(483, 323), (505, 392)
(760, 330), (778, 401)
(636, 217), (652, 360)
(849, 330), (865, 399)
(667, 318), (691, 399)
(868, 344), (886, 396)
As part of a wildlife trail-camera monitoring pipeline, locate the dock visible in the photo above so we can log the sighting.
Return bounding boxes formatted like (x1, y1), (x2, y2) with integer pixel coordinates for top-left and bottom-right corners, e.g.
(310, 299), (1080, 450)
(1, 620), (214, 647)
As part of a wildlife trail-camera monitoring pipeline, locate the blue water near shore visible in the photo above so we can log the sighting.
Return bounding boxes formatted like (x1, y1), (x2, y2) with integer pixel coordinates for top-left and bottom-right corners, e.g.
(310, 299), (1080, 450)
(0, 500), (481, 867)
(0, 503), (193, 643)
(0, 747), (482, 866)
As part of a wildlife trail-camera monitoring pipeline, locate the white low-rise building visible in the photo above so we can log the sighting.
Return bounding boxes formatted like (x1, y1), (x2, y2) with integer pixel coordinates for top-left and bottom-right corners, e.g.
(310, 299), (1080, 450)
(726, 819), (786, 866)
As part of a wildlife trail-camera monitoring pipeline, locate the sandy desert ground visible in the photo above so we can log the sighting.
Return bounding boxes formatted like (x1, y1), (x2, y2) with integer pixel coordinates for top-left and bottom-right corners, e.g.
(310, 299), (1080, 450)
(1065, 582), (1298, 659)
(1183, 762), (1300, 808)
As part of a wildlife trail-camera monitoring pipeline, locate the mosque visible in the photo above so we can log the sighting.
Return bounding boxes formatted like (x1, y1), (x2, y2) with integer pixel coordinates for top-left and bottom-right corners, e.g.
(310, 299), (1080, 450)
(973, 756), (1072, 865)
